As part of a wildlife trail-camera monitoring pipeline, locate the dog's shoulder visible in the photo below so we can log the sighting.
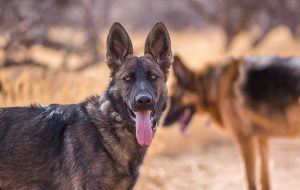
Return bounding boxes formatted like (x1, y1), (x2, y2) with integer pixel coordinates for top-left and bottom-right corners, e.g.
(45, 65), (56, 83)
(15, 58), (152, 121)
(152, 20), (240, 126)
(81, 94), (121, 126)
(37, 103), (84, 127)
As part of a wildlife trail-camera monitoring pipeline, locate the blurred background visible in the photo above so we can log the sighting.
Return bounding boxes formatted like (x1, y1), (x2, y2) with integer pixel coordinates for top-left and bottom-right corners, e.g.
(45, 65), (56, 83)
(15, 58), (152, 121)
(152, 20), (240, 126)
(1, 0), (300, 189)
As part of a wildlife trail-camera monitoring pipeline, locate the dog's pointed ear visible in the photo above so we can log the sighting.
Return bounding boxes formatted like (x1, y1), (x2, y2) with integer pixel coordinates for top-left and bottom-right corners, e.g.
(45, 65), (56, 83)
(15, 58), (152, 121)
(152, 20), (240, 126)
(173, 55), (193, 80)
(145, 22), (173, 73)
(173, 55), (197, 88)
(106, 22), (133, 74)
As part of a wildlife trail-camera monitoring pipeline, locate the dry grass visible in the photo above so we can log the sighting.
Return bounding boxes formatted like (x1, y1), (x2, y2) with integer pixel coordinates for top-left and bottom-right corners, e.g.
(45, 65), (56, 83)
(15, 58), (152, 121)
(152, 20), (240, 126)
(1, 26), (300, 189)
(0, 64), (109, 106)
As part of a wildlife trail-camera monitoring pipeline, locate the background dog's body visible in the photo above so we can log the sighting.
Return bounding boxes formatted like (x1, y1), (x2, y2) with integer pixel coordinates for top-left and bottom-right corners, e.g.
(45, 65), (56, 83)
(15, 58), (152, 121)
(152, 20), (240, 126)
(164, 55), (300, 190)
(236, 56), (300, 137)
(0, 22), (173, 190)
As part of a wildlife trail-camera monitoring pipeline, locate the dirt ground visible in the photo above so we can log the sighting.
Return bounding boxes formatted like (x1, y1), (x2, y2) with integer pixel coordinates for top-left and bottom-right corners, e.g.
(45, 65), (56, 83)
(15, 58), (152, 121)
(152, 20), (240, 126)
(136, 126), (300, 190)
(1, 27), (300, 190)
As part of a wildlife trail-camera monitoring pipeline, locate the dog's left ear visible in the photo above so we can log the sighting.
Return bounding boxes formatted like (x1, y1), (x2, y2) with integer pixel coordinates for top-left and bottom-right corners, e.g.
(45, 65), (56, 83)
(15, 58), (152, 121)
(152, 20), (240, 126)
(106, 22), (133, 74)
(173, 55), (197, 90)
(145, 22), (173, 74)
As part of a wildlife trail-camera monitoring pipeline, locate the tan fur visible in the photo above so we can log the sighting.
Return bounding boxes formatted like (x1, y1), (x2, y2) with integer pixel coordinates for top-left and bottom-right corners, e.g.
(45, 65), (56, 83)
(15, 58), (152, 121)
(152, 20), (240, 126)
(217, 58), (300, 190)
(170, 55), (300, 190)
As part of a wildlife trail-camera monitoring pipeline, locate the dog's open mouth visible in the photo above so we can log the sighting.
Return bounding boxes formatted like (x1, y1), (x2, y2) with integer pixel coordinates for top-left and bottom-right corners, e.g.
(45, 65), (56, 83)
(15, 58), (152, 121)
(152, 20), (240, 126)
(128, 108), (155, 147)
(163, 105), (195, 134)
(176, 106), (196, 134)
(178, 108), (193, 133)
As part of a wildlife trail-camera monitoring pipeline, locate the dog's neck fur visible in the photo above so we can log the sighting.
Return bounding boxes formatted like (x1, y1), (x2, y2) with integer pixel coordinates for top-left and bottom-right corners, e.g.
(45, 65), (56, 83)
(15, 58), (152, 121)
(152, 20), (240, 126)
(196, 66), (223, 126)
(196, 60), (240, 127)
(83, 93), (147, 175)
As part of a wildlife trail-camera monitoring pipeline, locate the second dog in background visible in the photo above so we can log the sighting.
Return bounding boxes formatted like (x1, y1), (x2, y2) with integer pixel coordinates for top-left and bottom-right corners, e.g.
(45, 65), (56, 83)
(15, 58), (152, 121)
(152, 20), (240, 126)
(164, 55), (300, 190)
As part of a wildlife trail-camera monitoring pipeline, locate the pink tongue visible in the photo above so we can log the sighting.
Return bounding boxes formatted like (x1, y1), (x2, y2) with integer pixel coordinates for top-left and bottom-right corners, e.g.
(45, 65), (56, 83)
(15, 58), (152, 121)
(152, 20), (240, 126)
(134, 110), (153, 146)
(178, 109), (191, 134)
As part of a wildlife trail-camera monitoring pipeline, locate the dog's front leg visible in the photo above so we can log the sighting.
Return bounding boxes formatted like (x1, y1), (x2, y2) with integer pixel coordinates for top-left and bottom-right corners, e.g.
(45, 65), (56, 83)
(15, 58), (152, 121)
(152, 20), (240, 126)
(233, 134), (257, 190)
(258, 137), (270, 190)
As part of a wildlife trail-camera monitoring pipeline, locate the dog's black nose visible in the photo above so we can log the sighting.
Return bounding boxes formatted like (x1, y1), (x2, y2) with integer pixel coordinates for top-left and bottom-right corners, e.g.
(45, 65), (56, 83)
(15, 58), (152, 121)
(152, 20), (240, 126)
(135, 94), (152, 106)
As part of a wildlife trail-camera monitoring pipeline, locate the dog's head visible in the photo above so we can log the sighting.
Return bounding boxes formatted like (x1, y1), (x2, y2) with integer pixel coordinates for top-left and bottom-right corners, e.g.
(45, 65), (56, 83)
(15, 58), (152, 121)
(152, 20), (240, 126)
(163, 56), (232, 132)
(163, 56), (200, 133)
(106, 22), (172, 146)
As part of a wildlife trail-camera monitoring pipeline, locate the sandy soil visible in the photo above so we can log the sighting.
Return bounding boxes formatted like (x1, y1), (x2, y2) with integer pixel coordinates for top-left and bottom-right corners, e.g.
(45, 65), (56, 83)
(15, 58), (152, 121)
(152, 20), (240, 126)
(136, 131), (300, 190)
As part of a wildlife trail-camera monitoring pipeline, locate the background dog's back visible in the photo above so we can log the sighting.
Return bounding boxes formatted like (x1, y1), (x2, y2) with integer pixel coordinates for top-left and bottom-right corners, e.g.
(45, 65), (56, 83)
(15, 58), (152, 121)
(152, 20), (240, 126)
(235, 56), (300, 137)
(240, 56), (300, 109)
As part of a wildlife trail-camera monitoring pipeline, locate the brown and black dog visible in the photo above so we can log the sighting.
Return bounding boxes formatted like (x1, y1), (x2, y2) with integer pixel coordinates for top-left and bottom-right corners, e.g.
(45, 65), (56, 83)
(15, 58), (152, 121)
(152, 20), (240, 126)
(0, 22), (173, 190)
(164, 55), (300, 190)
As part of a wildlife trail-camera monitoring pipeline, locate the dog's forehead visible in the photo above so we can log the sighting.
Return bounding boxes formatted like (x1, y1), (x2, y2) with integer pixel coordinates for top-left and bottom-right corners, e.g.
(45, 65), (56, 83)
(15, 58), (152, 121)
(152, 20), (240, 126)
(122, 56), (162, 72)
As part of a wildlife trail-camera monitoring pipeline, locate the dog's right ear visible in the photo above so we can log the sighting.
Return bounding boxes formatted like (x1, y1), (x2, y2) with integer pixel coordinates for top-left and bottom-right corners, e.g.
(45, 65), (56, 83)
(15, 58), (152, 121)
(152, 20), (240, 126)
(173, 55), (196, 88)
(106, 22), (133, 74)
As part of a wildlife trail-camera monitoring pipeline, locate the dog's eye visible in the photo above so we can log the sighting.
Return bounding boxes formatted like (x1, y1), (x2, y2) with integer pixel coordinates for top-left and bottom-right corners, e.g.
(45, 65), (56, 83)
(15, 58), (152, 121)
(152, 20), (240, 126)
(124, 76), (133, 81)
(149, 74), (157, 80)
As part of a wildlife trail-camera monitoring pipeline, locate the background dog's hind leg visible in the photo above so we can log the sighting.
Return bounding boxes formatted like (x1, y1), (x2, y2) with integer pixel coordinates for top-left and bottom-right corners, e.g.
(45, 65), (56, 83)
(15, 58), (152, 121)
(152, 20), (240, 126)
(258, 137), (270, 190)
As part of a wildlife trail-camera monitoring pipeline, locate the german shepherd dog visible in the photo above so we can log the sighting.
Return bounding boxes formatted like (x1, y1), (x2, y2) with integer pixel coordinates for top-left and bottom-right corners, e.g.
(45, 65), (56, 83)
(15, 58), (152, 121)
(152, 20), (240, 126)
(164, 55), (300, 190)
(0, 22), (173, 190)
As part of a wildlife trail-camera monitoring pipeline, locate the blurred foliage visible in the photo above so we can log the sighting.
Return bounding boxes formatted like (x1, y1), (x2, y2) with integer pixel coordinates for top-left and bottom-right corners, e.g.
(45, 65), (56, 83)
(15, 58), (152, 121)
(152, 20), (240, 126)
(0, 0), (299, 69)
